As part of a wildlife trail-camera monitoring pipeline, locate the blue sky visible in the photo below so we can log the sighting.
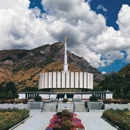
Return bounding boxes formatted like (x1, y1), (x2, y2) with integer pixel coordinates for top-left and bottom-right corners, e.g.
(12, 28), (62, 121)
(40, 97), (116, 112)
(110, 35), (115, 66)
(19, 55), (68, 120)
(0, 0), (130, 74)
(88, 0), (130, 73)
(29, 0), (130, 73)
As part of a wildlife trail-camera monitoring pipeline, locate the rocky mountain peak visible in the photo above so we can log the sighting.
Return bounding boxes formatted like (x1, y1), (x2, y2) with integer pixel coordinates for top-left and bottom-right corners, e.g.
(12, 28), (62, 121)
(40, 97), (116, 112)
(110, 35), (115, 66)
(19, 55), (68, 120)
(0, 42), (104, 90)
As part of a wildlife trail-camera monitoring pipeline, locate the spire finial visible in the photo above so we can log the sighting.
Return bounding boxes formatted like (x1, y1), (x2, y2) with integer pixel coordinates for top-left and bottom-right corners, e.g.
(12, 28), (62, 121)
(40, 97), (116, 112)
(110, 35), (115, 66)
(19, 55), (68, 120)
(63, 36), (68, 72)
(64, 36), (67, 42)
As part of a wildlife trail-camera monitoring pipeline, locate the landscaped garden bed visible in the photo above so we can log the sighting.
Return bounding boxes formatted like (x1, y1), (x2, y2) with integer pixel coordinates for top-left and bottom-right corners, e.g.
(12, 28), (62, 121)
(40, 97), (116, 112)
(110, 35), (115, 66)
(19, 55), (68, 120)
(102, 108), (130, 130)
(103, 99), (130, 104)
(61, 98), (71, 103)
(45, 110), (85, 130)
(0, 98), (28, 104)
(0, 108), (29, 130)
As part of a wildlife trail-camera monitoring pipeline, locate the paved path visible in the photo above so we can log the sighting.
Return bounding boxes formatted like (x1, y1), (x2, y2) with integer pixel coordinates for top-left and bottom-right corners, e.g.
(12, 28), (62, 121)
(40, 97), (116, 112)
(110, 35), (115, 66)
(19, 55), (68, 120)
(14, 111), (55, 130)
(77, 111), (117, 130)
(13, 110), (117, 130)
(0, 103), (117, 130)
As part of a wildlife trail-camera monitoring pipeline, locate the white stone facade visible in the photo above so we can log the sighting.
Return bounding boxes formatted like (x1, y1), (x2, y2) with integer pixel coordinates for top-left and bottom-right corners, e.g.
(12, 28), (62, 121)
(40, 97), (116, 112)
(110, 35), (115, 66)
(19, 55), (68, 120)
(38, 71), (93, 89)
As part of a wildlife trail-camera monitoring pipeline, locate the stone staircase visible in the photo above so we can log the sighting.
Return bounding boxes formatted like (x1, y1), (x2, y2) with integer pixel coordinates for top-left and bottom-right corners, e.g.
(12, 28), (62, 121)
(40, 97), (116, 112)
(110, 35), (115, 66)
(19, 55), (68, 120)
(57, 103), (73, 112)
(27, 102), (43, 110)
(74, 102), (87, 112)
(42, 101), (87, 112)
(43, 102), (57, 112)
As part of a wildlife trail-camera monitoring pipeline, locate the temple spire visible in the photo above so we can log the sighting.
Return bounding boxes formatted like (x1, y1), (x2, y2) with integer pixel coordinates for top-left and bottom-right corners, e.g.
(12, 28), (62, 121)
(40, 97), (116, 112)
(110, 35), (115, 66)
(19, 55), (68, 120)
(63, 36), (68, 72)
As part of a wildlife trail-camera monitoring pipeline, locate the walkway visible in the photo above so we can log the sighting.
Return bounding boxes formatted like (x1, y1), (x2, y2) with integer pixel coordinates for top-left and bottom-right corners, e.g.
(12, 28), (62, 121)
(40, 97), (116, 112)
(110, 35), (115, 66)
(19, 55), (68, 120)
(0, 103), (117, 130)
(14, 111), (55, 130)
(13, 110), (117, 130)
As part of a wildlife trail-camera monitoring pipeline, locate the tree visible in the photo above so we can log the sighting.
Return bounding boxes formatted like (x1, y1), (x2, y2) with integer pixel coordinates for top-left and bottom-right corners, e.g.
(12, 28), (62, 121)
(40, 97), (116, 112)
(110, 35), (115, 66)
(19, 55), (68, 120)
(0, 83), (4, 92)
(126, 91), (130, 100)
(0, 92), (6, 99)
(5, 81), (18, 99)
(118, 88), (124, 99)
(14, 93), (19, 99)
(7, 91), (13, 99)
(113, 90), (117, 99)
(21, 87), (38, 91)
(92, 86), (101, 91)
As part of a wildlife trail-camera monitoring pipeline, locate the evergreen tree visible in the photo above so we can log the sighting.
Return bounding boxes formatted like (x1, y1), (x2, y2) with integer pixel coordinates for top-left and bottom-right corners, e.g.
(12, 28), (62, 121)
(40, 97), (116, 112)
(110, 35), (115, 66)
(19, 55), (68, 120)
(113, 90), (117, 99)
(0, 83), (4, 92)
(119, 88), (124, 99)
(7, 90), (13, 99)
(126, 91), (130, 100)
(5, 81), (18, 99)
(0, 92), (6, 99)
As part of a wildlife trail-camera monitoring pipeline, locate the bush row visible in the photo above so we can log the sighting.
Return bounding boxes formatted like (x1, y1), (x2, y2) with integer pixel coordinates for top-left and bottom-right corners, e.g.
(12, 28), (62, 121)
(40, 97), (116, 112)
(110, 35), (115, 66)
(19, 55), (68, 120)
(102, 109), (130, 130)
(0, 99), (28, 104)
(103, 99), (130, 104)
(0, 108), (29, 130)
(45, 110), (85, 130)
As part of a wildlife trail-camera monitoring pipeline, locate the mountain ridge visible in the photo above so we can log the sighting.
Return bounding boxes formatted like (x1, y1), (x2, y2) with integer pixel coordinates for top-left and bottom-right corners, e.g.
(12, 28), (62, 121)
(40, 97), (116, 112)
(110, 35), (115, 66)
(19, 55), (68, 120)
(0, 42), (104, 90)
(118, 63), (130, 77)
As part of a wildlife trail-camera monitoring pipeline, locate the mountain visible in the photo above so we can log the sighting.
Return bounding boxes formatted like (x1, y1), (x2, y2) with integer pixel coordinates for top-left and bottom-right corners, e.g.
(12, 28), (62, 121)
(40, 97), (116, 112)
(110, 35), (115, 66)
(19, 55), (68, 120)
(0, 42), (104, 90)
(118, 64), (130, 76)
(96, 64), (130, 98)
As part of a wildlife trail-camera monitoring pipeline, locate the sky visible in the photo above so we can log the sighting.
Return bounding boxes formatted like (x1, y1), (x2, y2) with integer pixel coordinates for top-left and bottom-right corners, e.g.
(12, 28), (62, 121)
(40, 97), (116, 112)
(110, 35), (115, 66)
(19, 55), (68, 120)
(0, 0), (130, 74)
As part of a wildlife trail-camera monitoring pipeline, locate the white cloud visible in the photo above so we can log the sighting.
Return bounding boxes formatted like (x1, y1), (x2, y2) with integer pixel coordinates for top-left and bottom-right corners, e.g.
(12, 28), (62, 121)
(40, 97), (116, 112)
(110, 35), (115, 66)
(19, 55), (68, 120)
(30, 7), (41, 18)
(0, 0), (130, 69)
(0, 0), (55, 50)
(97, 5), (107, 12)
(125, 49), (130, 62)
(102, 71), (107, 74)
(116, 4), (130, 63)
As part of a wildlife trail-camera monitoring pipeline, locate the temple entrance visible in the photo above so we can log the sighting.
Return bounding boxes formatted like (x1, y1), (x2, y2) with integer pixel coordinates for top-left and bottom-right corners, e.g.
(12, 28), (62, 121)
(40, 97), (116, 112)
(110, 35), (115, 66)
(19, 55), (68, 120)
(56, 93), (74, 99)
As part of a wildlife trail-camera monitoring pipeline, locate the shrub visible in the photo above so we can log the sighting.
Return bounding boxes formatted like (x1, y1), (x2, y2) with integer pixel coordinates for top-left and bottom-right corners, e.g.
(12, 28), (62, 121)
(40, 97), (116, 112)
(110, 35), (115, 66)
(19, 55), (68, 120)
(0, 108), (29, 130)
(103, 99), (130, 104)
(89, 95), (98, 101)
(34, 95), (42, 101)
(45, 110), (84, 130)
(102, 109), (130, 130)
(62, 99), (69, 103)
(15, 99), (23, 104)
(22, 99), (28, 104)
(0, 99), (28, 104)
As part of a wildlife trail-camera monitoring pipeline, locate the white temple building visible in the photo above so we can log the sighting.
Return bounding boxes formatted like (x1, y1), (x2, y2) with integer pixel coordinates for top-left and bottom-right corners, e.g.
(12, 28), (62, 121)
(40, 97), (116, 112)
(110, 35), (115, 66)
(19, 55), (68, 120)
(18, 37), (113, 100)
(38, 37), (93, 92)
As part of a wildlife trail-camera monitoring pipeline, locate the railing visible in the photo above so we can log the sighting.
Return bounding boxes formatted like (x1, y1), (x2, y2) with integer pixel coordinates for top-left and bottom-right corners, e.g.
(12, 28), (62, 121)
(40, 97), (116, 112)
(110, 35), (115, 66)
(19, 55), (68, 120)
(56, 99), (59, 112)
(72, 99), (75, 113)
(41, 101), (45, 112)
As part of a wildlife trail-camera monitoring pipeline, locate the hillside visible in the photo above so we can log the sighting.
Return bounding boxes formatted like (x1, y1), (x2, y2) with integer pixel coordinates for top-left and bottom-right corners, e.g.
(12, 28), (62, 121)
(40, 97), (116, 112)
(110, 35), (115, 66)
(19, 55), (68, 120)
(118, 64), (130, 76)
(96, 64), (130, 99)
(0, 42), (104, 90)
